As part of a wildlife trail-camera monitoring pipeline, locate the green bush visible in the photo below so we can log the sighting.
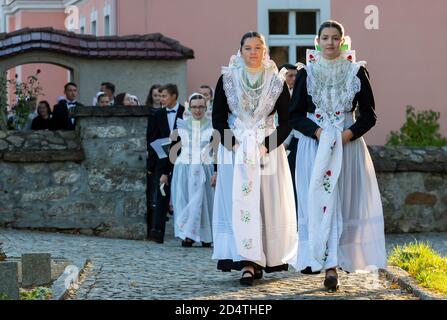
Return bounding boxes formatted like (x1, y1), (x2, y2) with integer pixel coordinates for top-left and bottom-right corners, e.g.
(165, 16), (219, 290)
(386, 106), (447, 147)
(0, 69), (43, 131)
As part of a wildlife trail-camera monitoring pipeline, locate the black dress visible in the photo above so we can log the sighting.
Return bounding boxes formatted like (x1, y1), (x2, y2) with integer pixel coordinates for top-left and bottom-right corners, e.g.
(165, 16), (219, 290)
(31, 116), (51, 130)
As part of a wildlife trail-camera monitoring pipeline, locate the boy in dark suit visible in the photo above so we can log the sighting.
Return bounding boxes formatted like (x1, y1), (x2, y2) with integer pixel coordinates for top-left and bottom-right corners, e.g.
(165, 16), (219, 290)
(147, 84), (185, 243)
(50, 82), (84, 130)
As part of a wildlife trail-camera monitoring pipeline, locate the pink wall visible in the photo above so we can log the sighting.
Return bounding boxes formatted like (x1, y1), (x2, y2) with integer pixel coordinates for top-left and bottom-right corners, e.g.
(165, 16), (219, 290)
(117, 0), (258, 96)
(8, 11), (69, 108)
(116, 0), (146, 35)
(332, 0), (447, 145)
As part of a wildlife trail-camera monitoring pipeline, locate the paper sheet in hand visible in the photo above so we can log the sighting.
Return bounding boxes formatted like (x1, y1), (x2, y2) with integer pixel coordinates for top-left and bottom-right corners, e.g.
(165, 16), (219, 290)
(150, 137), (171, 159)
(160, 183), (166, 196)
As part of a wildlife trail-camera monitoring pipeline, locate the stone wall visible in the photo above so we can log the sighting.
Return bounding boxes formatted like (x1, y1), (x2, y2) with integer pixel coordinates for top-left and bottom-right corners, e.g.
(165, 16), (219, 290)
(0, 111), (446, 239)
(0, 242), (5, 261)
(0, 106), (150, 239)
(369, 146), (447, 233)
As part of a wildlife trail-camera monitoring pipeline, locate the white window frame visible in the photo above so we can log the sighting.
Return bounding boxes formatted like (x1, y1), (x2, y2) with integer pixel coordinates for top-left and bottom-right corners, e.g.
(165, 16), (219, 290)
(258, 0), (331, 64)
(90, 8), (97, 36)
(79, 15), (86, 34)
(103, 2), (111, 36)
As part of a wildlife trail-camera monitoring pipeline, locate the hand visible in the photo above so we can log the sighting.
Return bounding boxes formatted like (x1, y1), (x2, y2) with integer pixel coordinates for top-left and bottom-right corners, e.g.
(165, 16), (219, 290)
(160, 174), (169, 186)
(342, 129), (354, 145)
(259, 145), (268, 157)
(315, 128), (323, 140)
(210, 173), (217, 188)
(233, 143), (240, 152)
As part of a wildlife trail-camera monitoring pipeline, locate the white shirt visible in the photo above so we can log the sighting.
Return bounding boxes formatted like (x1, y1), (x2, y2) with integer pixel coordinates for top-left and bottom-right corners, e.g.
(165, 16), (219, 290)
(165, 103), (179, 132)
(66, 100), (77, 109)
(66, 100), (77, 124)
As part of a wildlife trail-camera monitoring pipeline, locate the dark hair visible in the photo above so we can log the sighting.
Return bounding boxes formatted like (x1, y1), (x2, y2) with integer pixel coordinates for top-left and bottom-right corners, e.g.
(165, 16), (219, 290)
(145, 84), (161, 107)
(199, 85), (213, 98)
(114, 93), (126, 106)
(318, 20), (344, 38)
(64, 82), (77, 91)
(240, 31), (266, 49)
(37, 100), (51, 117)
(189, 93), (207, 104)
(103, 82), (115, 94)
(279, 64), (297, 70)
(159, 83), (178, 99)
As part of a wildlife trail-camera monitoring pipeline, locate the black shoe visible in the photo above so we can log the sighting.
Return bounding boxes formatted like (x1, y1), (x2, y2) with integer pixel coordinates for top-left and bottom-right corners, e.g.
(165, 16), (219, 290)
(300, 266), (321, 275)
(148, 229), (164, 244)
(181, 238), (194, 247)
(239, 270), (254, 286)
(324, 269), (339, 292)
(201, 242), (212, 247)
(254, 268), (263, 280)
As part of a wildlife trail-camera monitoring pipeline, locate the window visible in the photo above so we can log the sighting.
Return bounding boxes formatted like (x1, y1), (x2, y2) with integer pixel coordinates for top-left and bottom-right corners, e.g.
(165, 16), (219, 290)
(90, 9), (98, 36)
(79, 16), (86, 35)
(104, 15), (110, 36)
(91, 20), (97, 36)
(269, 12), (288, 35)
(258, 0), (331, 65)
(104, 2), (112, 36)
(296, 11), (317, 35)
(267, 10), (317, 66)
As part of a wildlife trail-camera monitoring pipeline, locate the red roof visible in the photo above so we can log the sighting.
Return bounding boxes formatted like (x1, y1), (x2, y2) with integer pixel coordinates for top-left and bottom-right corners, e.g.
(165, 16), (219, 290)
(0, 27), (194, 60)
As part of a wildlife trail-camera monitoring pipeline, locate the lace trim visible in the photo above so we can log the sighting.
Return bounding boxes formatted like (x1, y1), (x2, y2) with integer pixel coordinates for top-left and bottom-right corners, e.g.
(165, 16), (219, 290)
(306, 58), (366, 113)
(222, 66), (285, 124)
(176, 118), (214, 162)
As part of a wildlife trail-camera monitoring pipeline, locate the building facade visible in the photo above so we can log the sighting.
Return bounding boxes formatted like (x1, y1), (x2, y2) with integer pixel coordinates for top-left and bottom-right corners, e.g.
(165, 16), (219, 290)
(1, 0), (445, 144)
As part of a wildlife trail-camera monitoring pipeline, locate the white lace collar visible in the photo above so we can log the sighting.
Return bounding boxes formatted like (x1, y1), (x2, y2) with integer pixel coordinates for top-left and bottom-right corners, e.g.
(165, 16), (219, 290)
(221, 54), (286, 124)
(305, 50), (365, 113)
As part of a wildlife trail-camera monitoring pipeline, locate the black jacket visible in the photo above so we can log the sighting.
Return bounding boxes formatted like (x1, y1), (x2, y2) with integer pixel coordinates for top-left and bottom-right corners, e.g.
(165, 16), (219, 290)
(31, 116), (51, 130)
(212, 75), (292, 152)
(147, 105), (185, 175)
(50, 99), (84, 131)
(288, 66), (376, 140)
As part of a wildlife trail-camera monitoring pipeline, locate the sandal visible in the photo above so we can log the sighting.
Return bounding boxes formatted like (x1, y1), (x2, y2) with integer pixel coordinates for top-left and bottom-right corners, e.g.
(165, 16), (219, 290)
(239, 270), (254, 286)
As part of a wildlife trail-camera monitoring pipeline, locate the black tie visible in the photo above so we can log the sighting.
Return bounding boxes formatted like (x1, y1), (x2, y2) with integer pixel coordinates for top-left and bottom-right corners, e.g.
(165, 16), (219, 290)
(167, 110), (176, 114)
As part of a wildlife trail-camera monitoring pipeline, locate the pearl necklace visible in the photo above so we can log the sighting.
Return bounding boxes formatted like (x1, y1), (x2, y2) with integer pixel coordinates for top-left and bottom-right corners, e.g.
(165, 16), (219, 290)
(238, 66), (267, 112)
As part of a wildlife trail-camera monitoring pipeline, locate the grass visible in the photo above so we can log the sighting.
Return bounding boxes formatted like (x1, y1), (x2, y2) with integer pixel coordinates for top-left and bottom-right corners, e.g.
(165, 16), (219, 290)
(20, 287), (52, 300)
(1, 287), (53, 300)
(388, 241), (447, 296)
